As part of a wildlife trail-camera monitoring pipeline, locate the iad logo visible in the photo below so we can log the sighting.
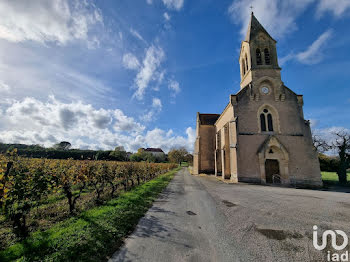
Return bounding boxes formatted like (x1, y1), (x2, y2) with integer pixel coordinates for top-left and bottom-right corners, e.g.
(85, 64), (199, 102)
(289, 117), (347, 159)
(313, 225), (349, 261)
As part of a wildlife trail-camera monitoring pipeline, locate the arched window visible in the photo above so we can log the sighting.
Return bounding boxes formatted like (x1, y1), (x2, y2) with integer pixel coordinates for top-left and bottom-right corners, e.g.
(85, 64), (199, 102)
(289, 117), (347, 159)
(260, 113), (266, 131)
(267, 113), (273, 131)
(256, 48), (262, 65)
(264, 48), (270, 65)
(260, 108), (274, 132)
(245, 54), (248, 72)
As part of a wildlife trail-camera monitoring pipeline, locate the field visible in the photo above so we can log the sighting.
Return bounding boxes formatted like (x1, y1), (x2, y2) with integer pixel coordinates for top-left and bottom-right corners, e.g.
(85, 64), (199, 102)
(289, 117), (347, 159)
(0, 153), (178, 261)
(321, 171), (350, 183)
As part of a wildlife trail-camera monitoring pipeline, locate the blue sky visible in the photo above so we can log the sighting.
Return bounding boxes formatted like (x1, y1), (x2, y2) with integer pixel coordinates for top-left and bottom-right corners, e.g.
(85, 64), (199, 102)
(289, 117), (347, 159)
(0, 0), (349, 152)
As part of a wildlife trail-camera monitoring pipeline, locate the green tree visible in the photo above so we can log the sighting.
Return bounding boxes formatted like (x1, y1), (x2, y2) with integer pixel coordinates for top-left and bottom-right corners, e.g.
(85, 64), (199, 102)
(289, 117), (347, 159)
(168, 147), (188, 164)
(130, 151), (156, 162)
(95, 150), (112, 160)
(109, 146), (127, 161)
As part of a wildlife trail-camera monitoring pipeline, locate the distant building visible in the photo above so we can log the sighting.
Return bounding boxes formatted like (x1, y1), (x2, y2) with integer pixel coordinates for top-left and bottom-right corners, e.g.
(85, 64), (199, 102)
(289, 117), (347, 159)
(142, 148), (165, 157)
(193, 12), (322, 187)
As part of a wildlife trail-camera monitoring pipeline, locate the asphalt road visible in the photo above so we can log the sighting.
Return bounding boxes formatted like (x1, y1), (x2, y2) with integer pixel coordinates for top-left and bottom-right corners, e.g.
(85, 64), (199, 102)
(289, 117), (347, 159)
(109, 168), (350, 262)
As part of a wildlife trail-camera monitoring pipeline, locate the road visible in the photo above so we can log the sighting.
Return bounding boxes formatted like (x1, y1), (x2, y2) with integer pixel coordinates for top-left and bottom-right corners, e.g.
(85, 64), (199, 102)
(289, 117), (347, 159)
(109, 168), (350, 262)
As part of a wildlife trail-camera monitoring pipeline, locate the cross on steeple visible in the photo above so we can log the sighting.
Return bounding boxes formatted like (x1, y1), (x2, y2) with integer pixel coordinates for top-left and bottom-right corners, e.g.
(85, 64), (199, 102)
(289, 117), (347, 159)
(250, 5), (253, 14)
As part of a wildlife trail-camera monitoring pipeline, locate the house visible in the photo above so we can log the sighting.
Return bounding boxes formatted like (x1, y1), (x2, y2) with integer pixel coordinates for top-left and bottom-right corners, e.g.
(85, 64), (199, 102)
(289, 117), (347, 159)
(143, 148), (165, 157)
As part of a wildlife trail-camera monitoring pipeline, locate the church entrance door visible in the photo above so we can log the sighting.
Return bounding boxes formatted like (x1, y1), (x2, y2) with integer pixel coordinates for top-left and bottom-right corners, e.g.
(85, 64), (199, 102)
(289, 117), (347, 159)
(265, 159), (280, 184)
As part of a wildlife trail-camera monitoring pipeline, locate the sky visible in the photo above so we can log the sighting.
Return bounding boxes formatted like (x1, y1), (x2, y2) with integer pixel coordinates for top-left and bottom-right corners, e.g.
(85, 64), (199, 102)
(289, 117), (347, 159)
(0, 0), (349, 153)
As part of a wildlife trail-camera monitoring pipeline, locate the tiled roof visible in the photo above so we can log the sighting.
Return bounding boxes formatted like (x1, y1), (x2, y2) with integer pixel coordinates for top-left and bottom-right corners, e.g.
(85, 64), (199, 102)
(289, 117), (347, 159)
(144, 148), (164, 153)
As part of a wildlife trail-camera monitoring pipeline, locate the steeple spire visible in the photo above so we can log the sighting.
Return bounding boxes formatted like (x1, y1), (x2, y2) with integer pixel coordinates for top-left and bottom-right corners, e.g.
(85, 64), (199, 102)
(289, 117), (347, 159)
(245, 13), (276, 43)
(239, 12), (281, 89)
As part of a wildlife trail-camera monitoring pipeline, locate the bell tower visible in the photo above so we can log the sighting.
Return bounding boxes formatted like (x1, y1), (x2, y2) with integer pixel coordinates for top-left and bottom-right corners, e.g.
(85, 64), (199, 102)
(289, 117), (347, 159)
(239, 12), (282, 95)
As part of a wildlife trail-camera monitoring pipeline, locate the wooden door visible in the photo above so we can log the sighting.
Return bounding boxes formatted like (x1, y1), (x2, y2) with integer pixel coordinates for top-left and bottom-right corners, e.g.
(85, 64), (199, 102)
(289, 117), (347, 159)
(265, 159), (280, 184)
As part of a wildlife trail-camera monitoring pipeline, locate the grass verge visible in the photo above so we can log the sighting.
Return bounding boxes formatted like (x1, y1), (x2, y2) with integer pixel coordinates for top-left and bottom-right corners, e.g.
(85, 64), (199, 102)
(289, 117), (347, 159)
(0, 167), (180, 262)
(322, 171), (350, 184)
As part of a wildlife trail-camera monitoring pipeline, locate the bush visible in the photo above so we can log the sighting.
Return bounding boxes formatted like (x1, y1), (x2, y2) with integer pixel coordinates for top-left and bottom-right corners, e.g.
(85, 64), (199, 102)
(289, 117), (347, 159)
(319, 153), (340, 172)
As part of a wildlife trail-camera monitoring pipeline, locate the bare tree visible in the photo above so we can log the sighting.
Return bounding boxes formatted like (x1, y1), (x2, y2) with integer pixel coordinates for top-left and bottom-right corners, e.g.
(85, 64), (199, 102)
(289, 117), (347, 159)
(312, 134), (331, 153)
(332, 130), (350, 184)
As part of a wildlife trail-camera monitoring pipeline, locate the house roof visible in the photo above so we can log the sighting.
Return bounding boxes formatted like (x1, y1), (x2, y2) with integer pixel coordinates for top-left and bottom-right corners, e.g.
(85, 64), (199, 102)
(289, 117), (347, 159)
(245, 12), (276, 43)
(198, 114), (220, 125)
(144, 148), (164, 153)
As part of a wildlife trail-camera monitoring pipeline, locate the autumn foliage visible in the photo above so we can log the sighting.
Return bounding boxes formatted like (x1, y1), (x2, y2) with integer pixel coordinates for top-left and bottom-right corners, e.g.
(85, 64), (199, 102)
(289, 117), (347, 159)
(0, 150), (177, 238)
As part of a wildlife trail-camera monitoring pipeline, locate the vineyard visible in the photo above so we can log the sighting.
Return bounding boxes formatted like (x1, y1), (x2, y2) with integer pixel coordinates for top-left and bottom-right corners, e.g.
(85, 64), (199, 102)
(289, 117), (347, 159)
(0, 150), (177, 249)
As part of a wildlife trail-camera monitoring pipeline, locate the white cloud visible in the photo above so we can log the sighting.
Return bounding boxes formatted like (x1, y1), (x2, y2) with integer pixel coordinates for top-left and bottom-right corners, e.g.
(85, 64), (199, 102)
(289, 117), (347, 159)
(281, 29), (333, 65)
(122, 53), (140, 70)
(186, 127), (196, 146)
(296, 29), (333, 64)
(0, 41), (115, 105)
(134, 45), (165, 100)
(153, 70), (165, 91)
(279, 53), (295, 66)
(152, 98), (162, 109)
(140, 111), (155, 123)
(0, 81), (10, 92)
(162, 0), (184, 11)
(146, 0), (153, 4)
(0, 0), (103, 45)
(228, 0), (314, 39)
(140, 97), (163, 122)
(143, 127), (194, 152)
(168, 79), (181, 97)
(130, 28), (147, 44)
(113, 109), (145, 133)
(316, 0), (350, 17)
(164, 12), (171, 21)
(0, 96), (194, 152)
(228, 0), (349, 40)
(309, 119), (320, 129)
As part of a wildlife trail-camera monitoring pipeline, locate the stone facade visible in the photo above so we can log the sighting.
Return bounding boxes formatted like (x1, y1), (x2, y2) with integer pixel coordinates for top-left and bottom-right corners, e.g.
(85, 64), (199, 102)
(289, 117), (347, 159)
(193, 12), (322, 187)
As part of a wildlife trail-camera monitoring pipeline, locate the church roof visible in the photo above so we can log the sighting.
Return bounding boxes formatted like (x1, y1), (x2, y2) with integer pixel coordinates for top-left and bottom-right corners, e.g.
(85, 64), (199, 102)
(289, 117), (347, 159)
(198, 114), (220, 125)
(245, 12), (276, 42)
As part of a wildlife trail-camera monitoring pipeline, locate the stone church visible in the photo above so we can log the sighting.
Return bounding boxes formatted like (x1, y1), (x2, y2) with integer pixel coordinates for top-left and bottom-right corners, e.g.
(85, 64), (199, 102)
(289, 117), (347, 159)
(193, 13), (322, 187)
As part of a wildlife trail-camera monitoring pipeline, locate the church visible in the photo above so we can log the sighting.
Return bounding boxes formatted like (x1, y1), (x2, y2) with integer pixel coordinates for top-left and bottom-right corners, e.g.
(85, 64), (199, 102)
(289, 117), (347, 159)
(193, 13), (322, 187)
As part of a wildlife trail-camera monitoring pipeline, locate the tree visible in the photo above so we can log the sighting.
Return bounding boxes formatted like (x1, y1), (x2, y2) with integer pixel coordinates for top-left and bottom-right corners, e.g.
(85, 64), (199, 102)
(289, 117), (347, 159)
(184, 153), (193, 164)
(115, 146), (125, 152)
(168, 147), (188, 164)
(95, 150), (112, 160)
(312, 134), (331, 153)
(130, 153), (142, 162)
(109, 146), (127, 161)
(54, 141), (71, 150)
(332, 131), (350, 184)
(130, 151), (156, 162)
